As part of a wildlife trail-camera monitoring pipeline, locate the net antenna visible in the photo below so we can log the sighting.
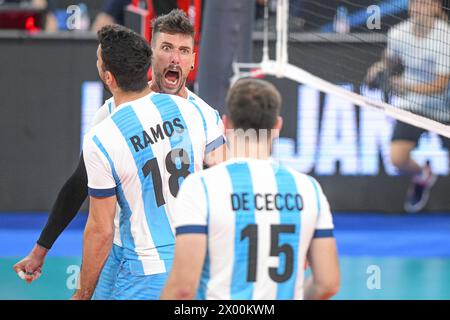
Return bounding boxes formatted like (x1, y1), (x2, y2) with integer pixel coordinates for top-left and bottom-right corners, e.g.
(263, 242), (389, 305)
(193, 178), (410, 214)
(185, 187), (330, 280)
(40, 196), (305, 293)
(231, 0), (450, 138)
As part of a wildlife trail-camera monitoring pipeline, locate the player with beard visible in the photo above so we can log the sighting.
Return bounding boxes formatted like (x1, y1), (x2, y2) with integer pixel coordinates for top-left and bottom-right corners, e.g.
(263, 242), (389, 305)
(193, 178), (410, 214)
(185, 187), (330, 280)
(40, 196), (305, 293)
(13, 10), (226, 292)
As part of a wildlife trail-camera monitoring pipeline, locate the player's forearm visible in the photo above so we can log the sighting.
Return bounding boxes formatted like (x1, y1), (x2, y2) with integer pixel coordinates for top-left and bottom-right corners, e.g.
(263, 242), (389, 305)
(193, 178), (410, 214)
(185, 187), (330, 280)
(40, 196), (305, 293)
(161, 236), (205, 300)
(37, 154), (88, 249)
(161, 278), (197, 300)
(37, 189), (87, 249)
(303, 277), (339, 300)
(76, 223), (113, 299)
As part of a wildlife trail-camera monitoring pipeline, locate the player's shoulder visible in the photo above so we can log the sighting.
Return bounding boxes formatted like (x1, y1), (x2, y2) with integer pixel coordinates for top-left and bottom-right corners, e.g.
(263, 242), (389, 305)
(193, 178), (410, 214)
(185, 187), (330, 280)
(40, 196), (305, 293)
(84, 115), (112, 142)
(149, 92), (198, 110)
(109, 92), (157, 120)
(172, 93), (197, 107)
(274, 161), (323, 190)
(187, 89), (208, 106)
(188, 90), (221, 118)
(82, 125), (103, 152)
(104, 97), (115, 113)
(90, 97), (116, 127)
(184, 159), (232, 185)
(202, 158), (277, 179)
(195, 162), (226, 179)
(275, 161), (309, 179)
(98, 97), (115, 116)
(178, 168), (209, 193)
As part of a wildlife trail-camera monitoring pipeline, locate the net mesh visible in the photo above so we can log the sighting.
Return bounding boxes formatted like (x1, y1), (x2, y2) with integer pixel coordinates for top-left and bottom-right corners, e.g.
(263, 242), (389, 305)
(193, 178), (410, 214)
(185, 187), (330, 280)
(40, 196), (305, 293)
(247, 0), (450, 137)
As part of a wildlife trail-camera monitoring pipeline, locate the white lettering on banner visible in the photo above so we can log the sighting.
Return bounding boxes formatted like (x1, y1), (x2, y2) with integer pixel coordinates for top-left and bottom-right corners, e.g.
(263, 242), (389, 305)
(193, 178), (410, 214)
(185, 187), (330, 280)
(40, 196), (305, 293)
(366, 265), (382, 290)
(273, 85), (319, 172)
(359, 86), (397, 175)
(295, 85), (320, 172)
(272, 84), (449, 175)
(66, 5), (81, 30)
(316, 84), (358, 175)
(366, 5), (381, 30)
(80, 81), (104, 149)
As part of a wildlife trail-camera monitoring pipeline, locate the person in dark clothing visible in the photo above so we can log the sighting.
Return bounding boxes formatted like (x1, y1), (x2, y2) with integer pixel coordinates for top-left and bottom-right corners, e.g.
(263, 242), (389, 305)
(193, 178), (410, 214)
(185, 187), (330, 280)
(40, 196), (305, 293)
(91, 0), (177, 32)
(1, 0), (58, 31)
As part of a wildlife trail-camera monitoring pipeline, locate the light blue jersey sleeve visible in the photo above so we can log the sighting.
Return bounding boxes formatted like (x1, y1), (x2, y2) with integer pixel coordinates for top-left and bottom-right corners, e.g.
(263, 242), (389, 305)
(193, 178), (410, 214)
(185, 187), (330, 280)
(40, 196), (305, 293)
(188, 92), (225, 154)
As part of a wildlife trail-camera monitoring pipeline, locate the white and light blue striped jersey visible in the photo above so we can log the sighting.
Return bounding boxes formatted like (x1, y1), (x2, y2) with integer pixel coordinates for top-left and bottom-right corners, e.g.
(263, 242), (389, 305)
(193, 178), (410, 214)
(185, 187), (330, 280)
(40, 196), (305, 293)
(172, 158), (334, 300)
(83, 92), (225, 276)
(91, 88), (223, 145)
(88, 88), (224, 252)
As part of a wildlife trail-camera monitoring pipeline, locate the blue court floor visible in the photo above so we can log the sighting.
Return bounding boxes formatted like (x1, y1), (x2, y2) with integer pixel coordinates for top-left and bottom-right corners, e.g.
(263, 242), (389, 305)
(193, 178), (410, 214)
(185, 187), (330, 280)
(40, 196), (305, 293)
(1, 212), (450, 299)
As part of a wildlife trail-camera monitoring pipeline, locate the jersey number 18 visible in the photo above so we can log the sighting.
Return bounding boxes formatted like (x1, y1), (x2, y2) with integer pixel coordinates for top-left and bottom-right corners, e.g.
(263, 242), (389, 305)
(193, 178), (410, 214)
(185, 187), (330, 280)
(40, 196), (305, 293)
(142, 148), (190, 207)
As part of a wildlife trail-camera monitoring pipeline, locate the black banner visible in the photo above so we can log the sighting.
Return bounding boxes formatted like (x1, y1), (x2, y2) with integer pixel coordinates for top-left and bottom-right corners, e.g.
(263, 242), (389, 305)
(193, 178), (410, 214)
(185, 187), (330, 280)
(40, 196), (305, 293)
(1, 34), (449, 212)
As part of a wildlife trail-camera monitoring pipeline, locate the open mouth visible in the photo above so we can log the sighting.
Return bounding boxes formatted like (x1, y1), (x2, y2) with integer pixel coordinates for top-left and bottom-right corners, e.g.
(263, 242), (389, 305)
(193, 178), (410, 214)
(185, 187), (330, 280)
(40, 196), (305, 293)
(163, 68), (181, 88)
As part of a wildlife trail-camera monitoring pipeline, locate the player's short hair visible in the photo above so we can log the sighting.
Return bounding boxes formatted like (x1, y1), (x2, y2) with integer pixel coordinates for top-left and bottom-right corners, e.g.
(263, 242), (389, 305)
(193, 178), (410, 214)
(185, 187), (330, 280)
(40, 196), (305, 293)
(226, 78), (282, 132)
(97, 24), (151, 92)
(151, 9), (195, 46)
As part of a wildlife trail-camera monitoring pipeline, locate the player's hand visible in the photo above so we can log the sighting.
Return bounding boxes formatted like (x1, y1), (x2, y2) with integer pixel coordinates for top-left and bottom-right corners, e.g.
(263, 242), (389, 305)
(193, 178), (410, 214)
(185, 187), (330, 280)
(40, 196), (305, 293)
(13, 257), (43, 283)
(13, 244), (48, 283)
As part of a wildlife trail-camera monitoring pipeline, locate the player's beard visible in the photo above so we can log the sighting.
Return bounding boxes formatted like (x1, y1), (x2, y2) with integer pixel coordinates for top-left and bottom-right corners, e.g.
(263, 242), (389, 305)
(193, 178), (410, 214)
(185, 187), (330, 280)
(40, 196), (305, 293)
(155, 65), (186, 95)
(167, 75), (186, 95)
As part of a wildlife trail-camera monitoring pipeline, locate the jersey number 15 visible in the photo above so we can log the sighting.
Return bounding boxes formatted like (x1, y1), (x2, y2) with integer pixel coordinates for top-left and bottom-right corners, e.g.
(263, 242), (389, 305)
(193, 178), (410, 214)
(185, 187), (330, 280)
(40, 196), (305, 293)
(242, 224), (296, 283)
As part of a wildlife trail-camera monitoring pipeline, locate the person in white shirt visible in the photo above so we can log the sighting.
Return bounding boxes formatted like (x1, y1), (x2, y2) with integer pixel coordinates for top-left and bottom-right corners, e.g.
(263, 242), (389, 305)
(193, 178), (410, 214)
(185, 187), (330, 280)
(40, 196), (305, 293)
(366, 0), (450, 212)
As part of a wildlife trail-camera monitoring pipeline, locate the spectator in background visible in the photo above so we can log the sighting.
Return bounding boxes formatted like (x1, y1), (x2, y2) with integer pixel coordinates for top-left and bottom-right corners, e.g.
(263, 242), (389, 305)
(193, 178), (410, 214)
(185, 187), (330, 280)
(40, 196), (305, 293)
(91, 0), (130, 32)
(365, 0), (450, 212)
(289, 0), (305, 30)
(1, 0), (58, 31)
(255, 0), (267, 20)
(91, 0), (177, 32)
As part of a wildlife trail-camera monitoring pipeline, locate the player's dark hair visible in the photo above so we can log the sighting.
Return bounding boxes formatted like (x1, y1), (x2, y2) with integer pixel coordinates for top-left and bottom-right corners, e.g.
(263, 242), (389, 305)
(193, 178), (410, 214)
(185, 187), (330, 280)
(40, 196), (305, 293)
(151, 9), (195, 45)
(97, 24), (151, 92)
(226, 78), (282, 132)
